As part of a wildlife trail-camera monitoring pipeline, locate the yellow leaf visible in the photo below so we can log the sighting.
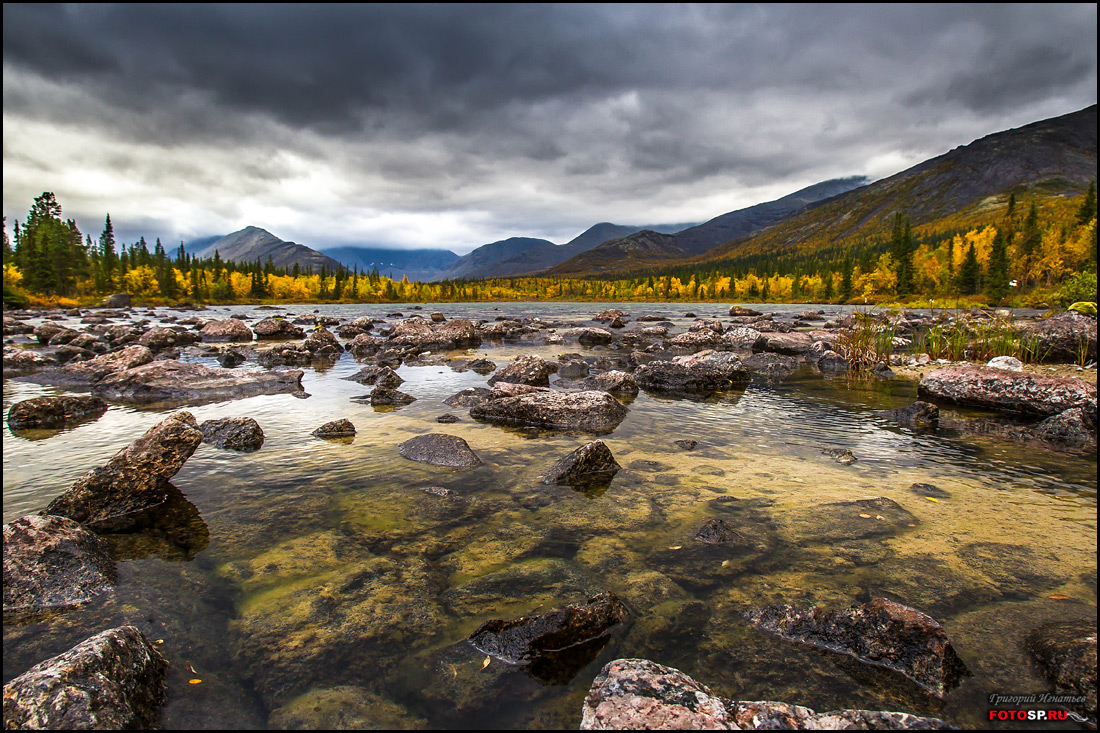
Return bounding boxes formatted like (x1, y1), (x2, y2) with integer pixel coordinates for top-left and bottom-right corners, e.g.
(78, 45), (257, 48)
(668, 545), (682, 551)
(925, 497), (940, 503)
(721, 560), (730, 567)
(188, 679), (202, 685)
(875, 515), (885, 521)
(858, 513), (872, 519)
(1048, 594), (1069, 600)
(481, 656), (490, 670)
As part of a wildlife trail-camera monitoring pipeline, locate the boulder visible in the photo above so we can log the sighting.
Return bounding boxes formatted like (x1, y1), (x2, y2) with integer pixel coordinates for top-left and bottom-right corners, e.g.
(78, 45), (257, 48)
(257, 342), (315, 367)
(743, 597), (970, 698)
(448, 357), (496, 375)
(726, 701), (956, 730)
(2, 626), (167, 729)
(3, 515), (116, 615)
(884, 401), (940, 430)
(398, 434), (481, 468)
(335, 317), (375, 339)
(918, 366), (1096, 417)
(389, 317), (481, 351)
(33, 322), (65, 345)
(816, 349), (850, 373)
(669, 330), (723, 349)
(347, 333), (386, 357)
(343, 365), (403, 387)
(98, 292), (132, 308)
(470, 390), (628, 433)
(542, 441), (621, 487)
(303, 326), (344, 356)
(470, 591), (629, 666)
(312, 419), (356, 438)
(721, 326), (766, 350)
(199, 318), (253, 342)
(253, 317), (306, 340)
(1025, 620), (1097, 716)
(369, 386), (416, 406)
(1017, 311), (1097, 363)
(565, 327), (615, 346)
(581, 371), (639, 396)
(753, 331), (815, 355)
(1031, 406), (1097, 449)
(44, 412), (204, 531)
(200, 417), (265, 452)
(986, 355), (1023, 371)
(21, 345), (154, 388)
(557, 359), (591, 379)
(7, 396), (108, 431)
(487, 355), (559, 387)
(634, 351), (750, 394)
(91, 360), (304, 405)
(443, 387), (493, 409)
(729, 305), (763, 317)
(138, 326), (201, 351)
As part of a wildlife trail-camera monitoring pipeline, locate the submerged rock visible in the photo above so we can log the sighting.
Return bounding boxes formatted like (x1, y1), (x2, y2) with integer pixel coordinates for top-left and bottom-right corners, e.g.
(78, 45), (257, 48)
(542, 440), (621, 488)
(91, 360), (304, 405)
(369, 386), (417, 406)
(918, 366), (1096, 417)
(469, 591), (629, 666)
(443, 387), (493, 409)
(398, 434), (481, 468)
(581, 371), (639, 396)
(7, 395), (108, 431)
(21, 345), (154, 388)
(267, 686), (427, 731)
(3, 515), (116, 615)
(743, 597), (971, 698)
(822, 447), (857, 464)
(200, 417), (265, 452)
(1025, 620), (1097, 716)
(312, 419), (356, 438)
(2, 625), (168, 730)
(884, 401), (939, 430)
(471, 390), (628, 433)
(44, 411), (203, 531)
(726, 701), (957, 730)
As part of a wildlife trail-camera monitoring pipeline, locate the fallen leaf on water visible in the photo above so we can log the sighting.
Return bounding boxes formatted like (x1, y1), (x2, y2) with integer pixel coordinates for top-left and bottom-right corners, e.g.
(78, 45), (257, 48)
(186, 662), (198, 675)
(1048, 594), (1070, 600)
(481, 656), (490, 670)
(446, 664), (458, 680)
(668, 545), (682, 550)
(875, 515), (885, 521)
(721, 560), (730, 567)
(925, 497), (940, 503)
(907, 523), (916, 527)
(155, 639), (164, 645)
(188, 679), (202, 685)
(858, 513), (872, 518)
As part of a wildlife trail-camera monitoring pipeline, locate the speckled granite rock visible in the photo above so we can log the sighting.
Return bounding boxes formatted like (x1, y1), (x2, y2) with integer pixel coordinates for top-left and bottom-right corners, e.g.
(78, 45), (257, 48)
(7, 396), (108, 431)
(398, 434), (480, 468)
(918, 366), (1095, 417)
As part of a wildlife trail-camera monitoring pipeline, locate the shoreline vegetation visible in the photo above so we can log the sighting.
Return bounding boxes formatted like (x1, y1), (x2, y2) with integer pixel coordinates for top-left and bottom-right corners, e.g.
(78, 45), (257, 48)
(3, 185), (1096, 313)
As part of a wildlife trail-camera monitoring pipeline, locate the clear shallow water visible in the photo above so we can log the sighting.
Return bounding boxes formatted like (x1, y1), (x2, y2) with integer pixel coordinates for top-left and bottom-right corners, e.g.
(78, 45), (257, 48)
(3, 302), (1095, 730)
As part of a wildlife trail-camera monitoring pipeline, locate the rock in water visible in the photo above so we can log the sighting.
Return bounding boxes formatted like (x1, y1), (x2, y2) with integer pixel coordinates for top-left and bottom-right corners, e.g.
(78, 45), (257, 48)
(91, 360), (304, 406)
(398, 434), (481, 468)
(487, 354), (559, 387)
(7, 396), (108, 431)
(3, 515), (116, 615)
(542, 441), (621, 487)
(743, 597), (970, 698)
(253, 317), (305, 340)
(634, 352), (750, 394)
(200, 417), (265, 452)
(884, 401), (940, 429)
(469, 591), (629, 665)
(1026, 620), (1097, 716)
(726, 701), (958, 730)
(2, 626), (168, 729)
(470, 390), (628, 433)
(312, 419), (356, 438)
(44, 412), (203, 532)
(580, 658), (734, 730)
(199, 318), (253, 342)
(918, 366), (1096, 417)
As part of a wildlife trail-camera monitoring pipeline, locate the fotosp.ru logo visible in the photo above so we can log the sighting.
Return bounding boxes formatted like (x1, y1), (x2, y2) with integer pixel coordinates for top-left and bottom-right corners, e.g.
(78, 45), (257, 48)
(987, 692), (1093, 725)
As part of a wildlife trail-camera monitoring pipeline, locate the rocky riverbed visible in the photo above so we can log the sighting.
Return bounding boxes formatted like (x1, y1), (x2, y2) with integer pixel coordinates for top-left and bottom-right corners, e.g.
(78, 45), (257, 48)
(3, 301), (1096, 729)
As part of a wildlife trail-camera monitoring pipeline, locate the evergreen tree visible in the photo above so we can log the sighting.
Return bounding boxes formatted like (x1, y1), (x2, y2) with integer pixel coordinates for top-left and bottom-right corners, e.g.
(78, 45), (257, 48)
(1018, 201), (1041, 288)
(1077, 179), (1096, 226)
(956, 243), (980, 295)
(840, 254), (853, 300)
(99, 215), (117, 291)
(987, 228), (1010, 303)
(891, 213), (914, 297)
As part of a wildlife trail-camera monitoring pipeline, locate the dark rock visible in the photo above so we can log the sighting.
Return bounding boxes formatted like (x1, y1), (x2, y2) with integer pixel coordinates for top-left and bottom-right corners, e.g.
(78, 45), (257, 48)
(3, 515), (116, 615)
(3, 346), (51, 373)
(436, 413), (459, 423)
(822, 447), (857, 464)
(430, 312), (445, 322)
(742, 352), (801, 382)
(885, 401), (940, 429)
(488, 354), (559, 387)
(557, 359), (591, 379)
(694, 518), (743, 544)
(910, 483), (951, 499)
(785, 497), (918, 544)
(816, 349), (849, 373)
(542, 440), (621, 488)
(199, 318), (253, 342)
(200, 417), (265, 452)
(312, 419), (356, 438)
(729, 305), (763, 317)
(491, 382), (550, 398)
(2, 626), (167, 729)
(98, 292), (133, 308)
(138, 326), (201, 351)
(744, 597), (971, 698)
(721, 326), (767, 350)
(471, 390), (628, 433)
(443, 387), (493, 409)
(581, 371), (639, 396)
(669, 329), (723, 349)
(564, 327), (614, 346)
(303, 326), (344, 356)
(33, 322), (65, 344)
(253, 317), (306, 340)
(369, 386), (416, 406)
(1031, 407), (1097, 449)
(1017, 311), (1096, 363)
(44, 411), (203, 531)
(7, 396), (108, 431)
(343, 365), (403, 387)
(753, 332), (814, 356)
(22, 345), (154, 388)
(918, 366), (1096, 417)
(469, 591), (629, 666)
(216, 348), (248, 368)
(448, 357), (497, 375)
(1026, 620), (1097, 716)
(872, 361), (896, 378)
(594, 309), (627, 322)
(335, 317), (375, 339)
(389, 317), (481, 350)
(674, 439), (697, 450)
(399, 434), (480, 468)
(634, 351), (750, 394)
(346, 333), (386, 357)
(91, 360), (304, 405)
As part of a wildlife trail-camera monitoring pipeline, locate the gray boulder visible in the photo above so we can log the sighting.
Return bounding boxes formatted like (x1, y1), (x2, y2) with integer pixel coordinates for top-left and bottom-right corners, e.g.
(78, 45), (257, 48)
(312, 419), (356, 438)
(200, 417), (265, 452)
(199, 318), (253, 342)
(542, 440), (621, 487)
(918, 366), (1096, 417)
(253, 317), (306, 340)
(634, 351), (750, 394)
(91, 360), (304, 405)
(471, 390), (628, 433)
(398, 434), (481, 468)
(488, 355), (559, 387)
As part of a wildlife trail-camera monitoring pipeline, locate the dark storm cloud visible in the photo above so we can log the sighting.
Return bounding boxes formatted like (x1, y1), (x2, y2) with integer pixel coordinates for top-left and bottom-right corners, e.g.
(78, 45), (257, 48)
(2, 4), (1096, 251)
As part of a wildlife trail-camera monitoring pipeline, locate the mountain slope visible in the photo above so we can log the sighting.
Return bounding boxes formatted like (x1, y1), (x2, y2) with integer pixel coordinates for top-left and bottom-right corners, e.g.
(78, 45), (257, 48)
(193, 226), (343, 272)
(694, 105), (1098, 267)
(321, 246), (459, 282)
(547, 176), (869, 276)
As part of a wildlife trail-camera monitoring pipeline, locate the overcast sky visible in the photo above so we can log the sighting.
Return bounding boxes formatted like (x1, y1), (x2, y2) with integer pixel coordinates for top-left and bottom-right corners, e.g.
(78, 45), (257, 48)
(3, 4), (1096, 255)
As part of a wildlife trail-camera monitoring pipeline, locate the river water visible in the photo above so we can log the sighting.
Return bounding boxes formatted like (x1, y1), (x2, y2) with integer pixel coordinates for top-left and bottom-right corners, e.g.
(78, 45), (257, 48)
(3, 302), (1095, 729)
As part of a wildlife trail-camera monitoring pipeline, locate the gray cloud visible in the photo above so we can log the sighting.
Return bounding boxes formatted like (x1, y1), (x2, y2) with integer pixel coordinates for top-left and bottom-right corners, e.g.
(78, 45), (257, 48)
(3, 4), (1095, 253)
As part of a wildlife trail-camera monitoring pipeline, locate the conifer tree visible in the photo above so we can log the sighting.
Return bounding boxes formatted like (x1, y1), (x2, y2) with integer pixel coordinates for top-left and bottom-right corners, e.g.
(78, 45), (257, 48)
(987, 228), (1010, 303)
(956, 243), (980, 295)
(1077, 179), (1096, 226)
